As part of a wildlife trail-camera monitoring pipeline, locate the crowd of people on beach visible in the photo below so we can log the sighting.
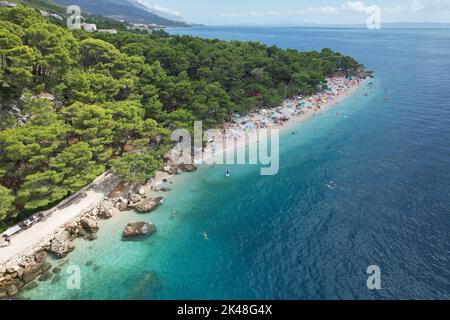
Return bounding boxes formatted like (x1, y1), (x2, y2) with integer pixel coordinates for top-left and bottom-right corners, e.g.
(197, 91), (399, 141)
(204, 76), (365, 151)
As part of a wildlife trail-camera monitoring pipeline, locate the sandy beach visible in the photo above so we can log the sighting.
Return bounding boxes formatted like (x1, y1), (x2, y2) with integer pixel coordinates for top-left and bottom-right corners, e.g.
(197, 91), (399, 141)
(190, 76), (368, 167)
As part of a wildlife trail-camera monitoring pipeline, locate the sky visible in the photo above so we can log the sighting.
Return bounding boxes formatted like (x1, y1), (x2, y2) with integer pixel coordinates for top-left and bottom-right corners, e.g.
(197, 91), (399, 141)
(135, 0), (450, 25)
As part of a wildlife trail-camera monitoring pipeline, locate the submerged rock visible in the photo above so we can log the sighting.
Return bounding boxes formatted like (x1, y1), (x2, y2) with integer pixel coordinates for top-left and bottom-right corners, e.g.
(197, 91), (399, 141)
(127, 271), (162, 300)
(24, 281), (38, 291)
(51, 275), (61, 284)
(6, 284), (19, 296)
(134, 197), (163, 213)
(38, 271), (53, 282)
(123, 222), (157, 240)
(52, 267), (61, 274)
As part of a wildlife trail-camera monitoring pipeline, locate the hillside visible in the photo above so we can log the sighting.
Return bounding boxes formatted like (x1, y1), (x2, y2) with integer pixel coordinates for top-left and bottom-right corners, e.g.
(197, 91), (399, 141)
(52, 0), (190, 26)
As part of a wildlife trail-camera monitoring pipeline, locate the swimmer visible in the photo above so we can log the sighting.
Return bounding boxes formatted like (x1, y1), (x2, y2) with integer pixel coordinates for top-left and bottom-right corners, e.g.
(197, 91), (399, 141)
(325, 181), (337, 190)
(201, 232), (209, 240)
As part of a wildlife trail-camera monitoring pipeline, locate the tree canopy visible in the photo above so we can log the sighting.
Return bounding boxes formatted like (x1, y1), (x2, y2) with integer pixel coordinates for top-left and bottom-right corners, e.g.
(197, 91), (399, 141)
(0, 4), (363, 225)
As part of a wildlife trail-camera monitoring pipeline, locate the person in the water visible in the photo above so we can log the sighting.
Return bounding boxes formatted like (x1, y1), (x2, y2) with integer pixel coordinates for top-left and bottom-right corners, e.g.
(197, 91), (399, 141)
(225, 168), (231, 177)
(202, 232), (209, 240)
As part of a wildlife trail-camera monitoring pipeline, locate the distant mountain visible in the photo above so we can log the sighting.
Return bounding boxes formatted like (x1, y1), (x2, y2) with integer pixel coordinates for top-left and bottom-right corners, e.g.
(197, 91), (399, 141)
(52, 0), (191, 26)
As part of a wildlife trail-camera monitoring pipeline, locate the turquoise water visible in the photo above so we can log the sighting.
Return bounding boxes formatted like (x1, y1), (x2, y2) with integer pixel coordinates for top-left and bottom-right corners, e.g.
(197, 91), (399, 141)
(24, 27), (450, 299)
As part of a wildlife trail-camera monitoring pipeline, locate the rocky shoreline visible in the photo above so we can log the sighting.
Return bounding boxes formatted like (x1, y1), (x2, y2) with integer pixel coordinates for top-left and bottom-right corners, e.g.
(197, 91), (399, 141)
(0, 182), (171, 299)
(0, 159), (199, 299)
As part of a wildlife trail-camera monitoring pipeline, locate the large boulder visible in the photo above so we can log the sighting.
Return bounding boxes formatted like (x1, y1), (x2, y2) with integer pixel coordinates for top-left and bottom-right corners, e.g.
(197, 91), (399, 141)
(80, 217), (98, 234)
(49, 232), (75, 258)
(123, 222), (157, 240)
(129, 193), (142, 204)
(5, 284), (19, 296)
(134, 197), (163, 214)
(178, 164), (197, 172)
(98, 200), (118, 219)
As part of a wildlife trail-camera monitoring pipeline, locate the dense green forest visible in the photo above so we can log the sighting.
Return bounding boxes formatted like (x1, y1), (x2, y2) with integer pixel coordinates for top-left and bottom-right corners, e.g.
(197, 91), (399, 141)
(0, 5), (363, 228)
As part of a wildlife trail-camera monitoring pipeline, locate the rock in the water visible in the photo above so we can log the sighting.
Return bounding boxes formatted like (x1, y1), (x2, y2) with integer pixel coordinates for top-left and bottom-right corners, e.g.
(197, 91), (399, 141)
(178, 164), (197, 172)
(51, 275), (61, 284)
(52, 267), (61, 274)
(49, 232), (75, 258)
(24, 282), (38, 291)
(123, 222), (157, 239)
(115, 201), (128, 211)
(99, 200), (118, 219)
(134, 197), (163, 213)
(6, 284), (19, 296)
(38, 271), (53, 282)
(80, 217), (98, 234)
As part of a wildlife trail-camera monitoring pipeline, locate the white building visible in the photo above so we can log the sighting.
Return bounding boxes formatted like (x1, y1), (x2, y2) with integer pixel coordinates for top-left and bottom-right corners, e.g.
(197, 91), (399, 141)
(39, 10), (50, 17)
(83, 23), (97, 32)
(98, 29), (118, 34)
(0, 1), (17, 7)
(50, 14), (63, 21)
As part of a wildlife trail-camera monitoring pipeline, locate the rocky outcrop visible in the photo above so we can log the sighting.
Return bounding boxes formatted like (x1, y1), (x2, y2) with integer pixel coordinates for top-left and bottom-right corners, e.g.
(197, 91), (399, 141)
(98, 200), (118, 219)
(80, 217), (98, 234)
(129, 193), (142, 204)
(162, 164), (180, 175)
(123, 222), (157, 239)
(133, 197), (164, 213)
(178, 163), (198, 172)
(0, 180), (158, 298)
(64, 206), (102, 240)
(0, 251), (50, 299)
(115, 198), (130, 211)
(49, 232), (75, 258)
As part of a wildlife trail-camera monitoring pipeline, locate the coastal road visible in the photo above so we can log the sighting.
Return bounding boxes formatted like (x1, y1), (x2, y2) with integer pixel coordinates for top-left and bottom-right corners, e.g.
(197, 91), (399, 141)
(0, 184), (110, 265)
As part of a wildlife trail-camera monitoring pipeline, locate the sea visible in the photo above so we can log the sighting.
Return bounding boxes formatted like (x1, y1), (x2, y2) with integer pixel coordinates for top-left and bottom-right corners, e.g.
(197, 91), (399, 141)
(23, 26), (450, 300)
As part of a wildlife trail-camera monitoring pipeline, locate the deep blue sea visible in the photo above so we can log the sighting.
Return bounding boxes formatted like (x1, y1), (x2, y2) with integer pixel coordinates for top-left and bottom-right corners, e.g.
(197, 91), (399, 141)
(24, 27), (450, 300)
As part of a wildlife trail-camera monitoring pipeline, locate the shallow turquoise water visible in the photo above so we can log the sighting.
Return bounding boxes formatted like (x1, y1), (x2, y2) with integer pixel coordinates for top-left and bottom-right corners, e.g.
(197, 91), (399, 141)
(24, 27), (450, 300)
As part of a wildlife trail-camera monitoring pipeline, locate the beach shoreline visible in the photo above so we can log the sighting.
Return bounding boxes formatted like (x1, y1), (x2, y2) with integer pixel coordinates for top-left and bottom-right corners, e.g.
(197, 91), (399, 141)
(0, 75), (369, 298)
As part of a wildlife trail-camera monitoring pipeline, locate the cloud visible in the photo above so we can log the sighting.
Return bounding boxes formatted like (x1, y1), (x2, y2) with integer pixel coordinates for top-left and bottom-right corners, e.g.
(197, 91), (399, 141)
(134, 1), (183, 17)
(220, 0), (435, 21)
(422, 0), (450, 11)
(410, 0), (424, 12)
(343, 1), (372, 13)
(343, 0), (424, 14)
(306, 6), (339, 14)
(221, 6), (339, 18)
(382, 0), (423, 13)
